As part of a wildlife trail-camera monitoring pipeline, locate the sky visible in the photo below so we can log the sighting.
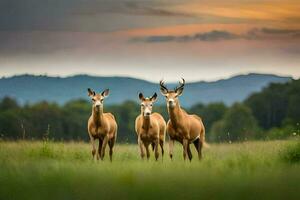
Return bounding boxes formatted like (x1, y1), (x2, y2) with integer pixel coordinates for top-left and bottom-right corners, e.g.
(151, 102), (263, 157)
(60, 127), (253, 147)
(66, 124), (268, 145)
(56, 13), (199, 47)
(0, 0), (300, 82)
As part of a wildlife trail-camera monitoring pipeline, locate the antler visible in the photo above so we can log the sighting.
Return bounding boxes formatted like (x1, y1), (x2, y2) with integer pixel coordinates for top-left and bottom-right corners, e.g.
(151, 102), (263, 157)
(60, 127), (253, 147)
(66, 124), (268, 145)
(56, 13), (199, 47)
(159, 80), (169, 92)
(174, 78), (185, 92)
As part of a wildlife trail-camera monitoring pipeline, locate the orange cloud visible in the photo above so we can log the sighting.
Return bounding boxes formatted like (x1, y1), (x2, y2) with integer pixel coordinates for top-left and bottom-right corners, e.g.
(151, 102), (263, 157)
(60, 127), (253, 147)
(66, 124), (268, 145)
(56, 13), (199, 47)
(173, 0), (300, 24)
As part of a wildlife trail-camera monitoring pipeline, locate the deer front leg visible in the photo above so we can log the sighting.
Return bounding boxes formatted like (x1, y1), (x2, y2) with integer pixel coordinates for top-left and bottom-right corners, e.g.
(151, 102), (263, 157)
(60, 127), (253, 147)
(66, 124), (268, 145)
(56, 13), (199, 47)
(182, 139), (188, 161)
(97, 139), (103, 160)
(138, 136), (146, 159)
(169, 138), (175, 160)
(90, 136), (97, 161)
(145, 144), (150, 160)
(154, 139), (159, 161)
(100, 135), (109, 160)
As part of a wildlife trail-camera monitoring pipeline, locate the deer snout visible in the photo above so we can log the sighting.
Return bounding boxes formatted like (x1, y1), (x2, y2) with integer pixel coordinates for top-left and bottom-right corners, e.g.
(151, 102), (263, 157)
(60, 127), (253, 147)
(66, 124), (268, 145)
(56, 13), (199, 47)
(168, 99), (175, 107)
(95, 101), (101, 107)
(144, 108), (151, 117)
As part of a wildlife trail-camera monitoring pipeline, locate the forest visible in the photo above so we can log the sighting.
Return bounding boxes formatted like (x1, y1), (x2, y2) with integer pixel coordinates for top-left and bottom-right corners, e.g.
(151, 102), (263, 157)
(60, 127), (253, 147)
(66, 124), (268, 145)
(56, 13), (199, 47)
(0, 79), (299, 142)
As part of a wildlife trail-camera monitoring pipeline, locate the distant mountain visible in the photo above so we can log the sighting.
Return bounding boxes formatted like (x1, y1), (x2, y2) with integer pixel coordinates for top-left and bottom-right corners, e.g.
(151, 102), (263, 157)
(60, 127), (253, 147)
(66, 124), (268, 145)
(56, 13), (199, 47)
(0, 73), (291, 107)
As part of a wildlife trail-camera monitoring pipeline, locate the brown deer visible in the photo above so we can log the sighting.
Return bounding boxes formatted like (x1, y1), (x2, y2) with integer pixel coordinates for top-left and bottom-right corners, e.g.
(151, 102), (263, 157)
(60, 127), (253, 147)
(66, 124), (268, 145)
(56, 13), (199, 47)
(160, 78), (206, 161)
(135, 92), (166, 160)
(87, 88), (117, 161)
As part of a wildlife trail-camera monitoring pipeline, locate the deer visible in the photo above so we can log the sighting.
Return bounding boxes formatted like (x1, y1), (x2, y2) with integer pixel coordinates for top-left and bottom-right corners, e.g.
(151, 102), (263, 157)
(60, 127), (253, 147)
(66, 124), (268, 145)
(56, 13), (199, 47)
(87, 88), (117, 162)
(160, 78), (206, 161)
(135, 92), (166, 161)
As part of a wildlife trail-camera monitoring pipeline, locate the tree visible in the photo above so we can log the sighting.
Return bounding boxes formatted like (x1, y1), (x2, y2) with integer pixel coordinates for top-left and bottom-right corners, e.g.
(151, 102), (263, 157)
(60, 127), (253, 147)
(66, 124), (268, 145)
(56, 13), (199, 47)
(108, 101), (140, 143)
(211, 103), (259, 142)
(285, 80), (300, 126)
(190, 102), (227, 135)
(62, 99), (91, 140)
(245, 83), (288, 129)
(0, 97), (20, 111)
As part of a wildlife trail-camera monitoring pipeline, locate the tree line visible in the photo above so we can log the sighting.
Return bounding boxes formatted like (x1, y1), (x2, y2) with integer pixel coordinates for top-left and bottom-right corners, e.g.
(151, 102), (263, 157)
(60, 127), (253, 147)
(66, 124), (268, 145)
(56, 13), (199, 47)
(0, 79), (299, 142)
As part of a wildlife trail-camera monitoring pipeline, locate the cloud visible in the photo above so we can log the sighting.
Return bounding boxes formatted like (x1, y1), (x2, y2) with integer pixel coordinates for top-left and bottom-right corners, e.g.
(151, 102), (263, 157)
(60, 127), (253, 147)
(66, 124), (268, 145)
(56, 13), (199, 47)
(245, 28), (300, 40)
(0, 0), (196, 32)
(260, 28), (300, 34)
(131, 30), (240, 43)
(130, 28), (300, 43)
(122, 2), (195, 17)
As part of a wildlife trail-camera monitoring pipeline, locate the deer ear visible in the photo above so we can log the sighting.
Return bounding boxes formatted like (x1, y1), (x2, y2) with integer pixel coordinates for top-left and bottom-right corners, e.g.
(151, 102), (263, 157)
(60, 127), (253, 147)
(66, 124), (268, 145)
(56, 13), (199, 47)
(101, 89), (110, 98)
(151, 93), (158, 102)
(139, 93), (144, 101)
(87, 88), (95, 96)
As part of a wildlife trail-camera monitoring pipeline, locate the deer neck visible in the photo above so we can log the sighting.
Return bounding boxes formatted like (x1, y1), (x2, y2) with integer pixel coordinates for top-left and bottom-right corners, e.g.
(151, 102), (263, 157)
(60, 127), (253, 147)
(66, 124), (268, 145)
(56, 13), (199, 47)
(92, 107), (104, 127)
(142, 115), (151, 131)
(168, 102), (183, 129)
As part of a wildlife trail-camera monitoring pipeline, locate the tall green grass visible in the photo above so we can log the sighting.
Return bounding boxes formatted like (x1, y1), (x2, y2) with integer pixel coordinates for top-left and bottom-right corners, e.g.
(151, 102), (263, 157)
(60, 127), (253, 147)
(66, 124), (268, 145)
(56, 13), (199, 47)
(0, 140), (299, 200)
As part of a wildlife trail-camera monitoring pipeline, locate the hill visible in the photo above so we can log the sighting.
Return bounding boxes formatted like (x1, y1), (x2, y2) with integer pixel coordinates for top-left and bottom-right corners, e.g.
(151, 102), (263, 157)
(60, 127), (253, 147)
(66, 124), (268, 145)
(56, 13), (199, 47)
(0, 73), (291, 107)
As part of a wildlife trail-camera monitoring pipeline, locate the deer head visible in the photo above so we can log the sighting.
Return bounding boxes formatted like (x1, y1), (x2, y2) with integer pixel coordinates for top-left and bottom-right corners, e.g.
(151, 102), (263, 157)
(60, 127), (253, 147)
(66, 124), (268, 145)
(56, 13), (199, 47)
(87, 88), (109, 112)
(159, 78), (185, 108)
(138, 92), (158, 117)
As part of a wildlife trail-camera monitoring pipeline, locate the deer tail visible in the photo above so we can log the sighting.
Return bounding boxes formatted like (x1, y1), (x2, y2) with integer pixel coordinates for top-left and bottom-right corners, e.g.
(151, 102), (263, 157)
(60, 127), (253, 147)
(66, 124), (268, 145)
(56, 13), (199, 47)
(203, 141), (210, 148)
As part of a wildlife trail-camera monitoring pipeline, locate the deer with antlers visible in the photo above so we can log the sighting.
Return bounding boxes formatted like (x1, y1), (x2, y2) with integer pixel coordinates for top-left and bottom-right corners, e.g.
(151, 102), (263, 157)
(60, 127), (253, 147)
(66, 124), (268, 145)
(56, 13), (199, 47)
(135, 93), (166, 160)
(87, 88), (117, 161)
(160, 78), (206, 161)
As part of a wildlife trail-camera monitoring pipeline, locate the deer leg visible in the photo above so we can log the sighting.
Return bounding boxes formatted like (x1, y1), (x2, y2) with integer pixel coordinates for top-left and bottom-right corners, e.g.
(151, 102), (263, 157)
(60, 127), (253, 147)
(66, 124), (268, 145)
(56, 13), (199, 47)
(108, 138), (115, 162)
(160, 139), (164, 159)
(198, 139), (203, 160)
(193, 138), (202, 160)
(145, 143), (150, 160)
(182, 139), (188, 161)
(154, 139), (159, 161)
(90, 136), (97, 161)
(169, 138), (175, 160)
(138, 137), (146, 159)
(100, 136), (109, 160)
(151, 142), (155, 151)
(97, 139), (103, 160)
(187, 144), (193, 161)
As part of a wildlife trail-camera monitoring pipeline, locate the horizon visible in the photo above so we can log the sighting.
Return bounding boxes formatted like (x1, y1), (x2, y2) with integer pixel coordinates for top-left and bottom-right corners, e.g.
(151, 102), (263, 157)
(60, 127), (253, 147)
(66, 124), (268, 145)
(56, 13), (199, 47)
(0, 71), (294, 84)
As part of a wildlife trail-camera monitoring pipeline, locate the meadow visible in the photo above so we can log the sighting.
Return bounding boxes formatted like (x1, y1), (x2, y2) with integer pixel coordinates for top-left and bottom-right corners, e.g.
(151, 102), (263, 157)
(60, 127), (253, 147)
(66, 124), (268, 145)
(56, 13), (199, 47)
(0, 139), (299, 200)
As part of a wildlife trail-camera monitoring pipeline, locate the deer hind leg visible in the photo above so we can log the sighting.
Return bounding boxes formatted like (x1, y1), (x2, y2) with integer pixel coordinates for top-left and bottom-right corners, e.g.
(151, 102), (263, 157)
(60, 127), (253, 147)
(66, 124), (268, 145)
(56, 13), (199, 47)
(187, 144), (193, 161)
(108, 138), (115, 162)
(100, 136), (109, 160)
(182, 139), (188, 161)
(151, 142), (155, 151)
(193, 138), (202, 160)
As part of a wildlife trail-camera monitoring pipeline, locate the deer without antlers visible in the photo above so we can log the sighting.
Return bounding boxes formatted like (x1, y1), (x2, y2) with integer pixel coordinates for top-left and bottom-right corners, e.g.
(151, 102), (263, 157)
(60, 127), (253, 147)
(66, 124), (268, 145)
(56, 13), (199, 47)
(87, 88), (117, 161)
(135, 92), (166, 160)
(160, 78), (206, 161)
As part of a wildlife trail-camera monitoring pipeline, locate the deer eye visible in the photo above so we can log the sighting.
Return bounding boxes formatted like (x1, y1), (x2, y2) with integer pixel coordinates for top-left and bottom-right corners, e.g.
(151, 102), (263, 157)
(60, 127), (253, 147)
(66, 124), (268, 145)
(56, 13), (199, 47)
(141, 103), (144, 107)
(100, 99), (104, 103)
(92, 99), (95, 102)
(150, 103), (153, 106)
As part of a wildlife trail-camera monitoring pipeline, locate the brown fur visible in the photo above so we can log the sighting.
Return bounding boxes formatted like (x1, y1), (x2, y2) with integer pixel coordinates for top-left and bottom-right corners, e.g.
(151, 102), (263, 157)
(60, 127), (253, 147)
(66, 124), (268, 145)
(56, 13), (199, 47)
(135, 93), (166, 160)
(87, 88), (117, 161)
(160, 79), (206, 161)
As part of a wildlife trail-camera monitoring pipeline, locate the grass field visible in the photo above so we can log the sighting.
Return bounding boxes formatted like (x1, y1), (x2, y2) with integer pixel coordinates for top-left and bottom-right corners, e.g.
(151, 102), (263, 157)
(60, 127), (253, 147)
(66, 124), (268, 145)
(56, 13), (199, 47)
(0, 139), (299, 200)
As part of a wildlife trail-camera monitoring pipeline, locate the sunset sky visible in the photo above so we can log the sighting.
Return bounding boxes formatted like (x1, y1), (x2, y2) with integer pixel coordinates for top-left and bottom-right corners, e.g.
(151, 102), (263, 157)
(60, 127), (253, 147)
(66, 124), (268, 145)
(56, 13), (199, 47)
(0, 0), (300, 81)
